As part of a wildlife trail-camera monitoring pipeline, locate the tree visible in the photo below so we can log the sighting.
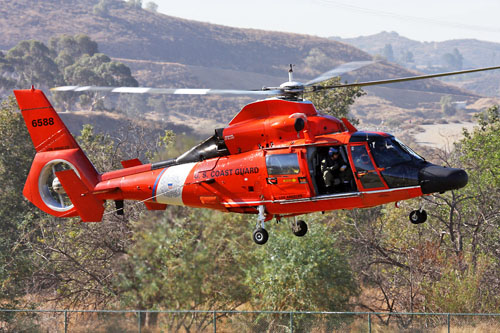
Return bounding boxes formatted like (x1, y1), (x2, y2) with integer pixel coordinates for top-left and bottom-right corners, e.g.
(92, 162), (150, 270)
(49, 34), (98, 68)
(440, 95), (455, 116)
(244, 220), (358, 331)
(420, 106), (500, 313)
(0, 36), (139, 112)
(5, 40), (62, 89)
(247, 222), (358, 310)
(303, 48), (334, 74)
(127, 0), (143, 9)
(145, 1), (158, 12)
(382, 44), (395, 62)
(116, 208), (252, 331)
(0, 97), (38, 311)
(304, 76), (365, 125)
(402, 50), (414, 64)
(442, 48), (463, 70)
(0, 52), (16, 92)
(93, 0), (114, 16)
(63, 54), (136, 87)
(62, 53), (138, 110)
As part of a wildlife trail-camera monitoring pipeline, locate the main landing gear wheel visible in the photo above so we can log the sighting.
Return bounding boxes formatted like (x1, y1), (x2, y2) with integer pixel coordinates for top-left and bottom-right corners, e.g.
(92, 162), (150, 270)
(253, 228), (269, 245)
(292, 220), (308, 237)
(409, 209), (427, 224)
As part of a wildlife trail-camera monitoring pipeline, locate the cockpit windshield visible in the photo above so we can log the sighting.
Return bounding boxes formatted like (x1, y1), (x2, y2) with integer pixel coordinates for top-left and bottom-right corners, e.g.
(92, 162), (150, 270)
(369, 137), (424, 169)
(394, 138), (425, 162)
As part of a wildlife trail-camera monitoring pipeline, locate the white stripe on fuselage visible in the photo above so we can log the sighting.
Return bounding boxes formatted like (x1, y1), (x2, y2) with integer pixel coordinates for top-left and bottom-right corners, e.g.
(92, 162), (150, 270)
(155, 163), (196, 206)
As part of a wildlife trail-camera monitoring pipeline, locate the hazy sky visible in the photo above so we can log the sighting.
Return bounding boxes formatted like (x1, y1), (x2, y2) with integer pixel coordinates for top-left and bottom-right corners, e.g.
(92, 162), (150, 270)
(154, 0), (500, 43)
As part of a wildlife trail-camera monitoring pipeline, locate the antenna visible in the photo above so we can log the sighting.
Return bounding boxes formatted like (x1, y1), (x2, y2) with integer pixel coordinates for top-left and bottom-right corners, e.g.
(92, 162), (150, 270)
(288, 64), (294, 82)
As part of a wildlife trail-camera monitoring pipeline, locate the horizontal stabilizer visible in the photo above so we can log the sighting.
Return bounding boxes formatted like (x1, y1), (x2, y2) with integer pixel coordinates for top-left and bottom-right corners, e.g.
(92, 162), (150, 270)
(121, 158), (142, 168)
(144, 201), (168, 211)
(55, 169), (104, 222)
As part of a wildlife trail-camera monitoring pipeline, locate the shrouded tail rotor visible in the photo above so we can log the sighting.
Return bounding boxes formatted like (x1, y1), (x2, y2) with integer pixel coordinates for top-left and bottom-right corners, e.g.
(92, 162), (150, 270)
(38, 160), (79, 212)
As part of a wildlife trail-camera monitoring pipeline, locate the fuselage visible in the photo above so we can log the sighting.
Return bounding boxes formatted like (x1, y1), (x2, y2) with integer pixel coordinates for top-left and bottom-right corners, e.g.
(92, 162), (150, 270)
(91, 99), (467, 219)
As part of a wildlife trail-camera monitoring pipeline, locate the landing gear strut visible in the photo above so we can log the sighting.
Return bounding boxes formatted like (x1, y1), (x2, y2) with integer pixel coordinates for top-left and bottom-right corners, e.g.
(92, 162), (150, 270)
(409, 209), (427, 224)
(253, 205), (269, 245)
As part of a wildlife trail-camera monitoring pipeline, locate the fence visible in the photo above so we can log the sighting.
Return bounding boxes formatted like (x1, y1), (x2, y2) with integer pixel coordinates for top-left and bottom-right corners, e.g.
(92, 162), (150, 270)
(1, 309), (500, 332)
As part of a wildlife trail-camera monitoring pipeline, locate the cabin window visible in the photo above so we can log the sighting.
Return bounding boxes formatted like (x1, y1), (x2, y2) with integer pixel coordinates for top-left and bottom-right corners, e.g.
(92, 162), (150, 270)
(266, 153), (300, 175)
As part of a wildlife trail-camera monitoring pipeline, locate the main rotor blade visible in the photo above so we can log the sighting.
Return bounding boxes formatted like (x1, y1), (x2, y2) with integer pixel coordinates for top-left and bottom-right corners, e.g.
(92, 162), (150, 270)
(305, 60), (374, 86)
(51, 86), (283, 96)
(313, 65), (500, 90)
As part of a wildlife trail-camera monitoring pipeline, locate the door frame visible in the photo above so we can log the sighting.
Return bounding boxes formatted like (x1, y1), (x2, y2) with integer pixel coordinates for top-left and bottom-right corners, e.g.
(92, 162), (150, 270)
(347, 142), (388, 191)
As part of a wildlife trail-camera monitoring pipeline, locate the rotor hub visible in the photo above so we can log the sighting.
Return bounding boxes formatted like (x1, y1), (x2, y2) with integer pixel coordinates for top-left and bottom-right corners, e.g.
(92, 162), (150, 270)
(279, 81), (305, 90)
(52, 177), (65, 194)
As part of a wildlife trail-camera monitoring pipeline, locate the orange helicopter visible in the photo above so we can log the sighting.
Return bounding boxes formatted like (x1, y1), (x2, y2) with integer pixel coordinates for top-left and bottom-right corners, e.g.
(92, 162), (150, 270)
(14, 62), (500, 244)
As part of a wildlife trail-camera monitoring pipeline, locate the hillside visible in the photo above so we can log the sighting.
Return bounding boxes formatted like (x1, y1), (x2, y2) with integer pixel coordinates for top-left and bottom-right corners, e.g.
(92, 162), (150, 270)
(0, 0), (492, 131)
(0, 0), (369, 76)
(332, 31), (500, 97)
(332, 31), (500, 68)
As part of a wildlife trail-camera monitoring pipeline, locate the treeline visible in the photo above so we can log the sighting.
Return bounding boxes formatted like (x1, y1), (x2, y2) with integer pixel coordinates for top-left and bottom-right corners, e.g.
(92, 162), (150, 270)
(0, 34), (137, 112)
(0, 35), (252, 123)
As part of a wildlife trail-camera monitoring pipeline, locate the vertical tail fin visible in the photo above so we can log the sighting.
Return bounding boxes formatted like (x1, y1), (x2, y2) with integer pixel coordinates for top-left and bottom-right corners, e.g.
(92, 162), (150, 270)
(14, 87), (80, 152)
(14, 88), (103, 221)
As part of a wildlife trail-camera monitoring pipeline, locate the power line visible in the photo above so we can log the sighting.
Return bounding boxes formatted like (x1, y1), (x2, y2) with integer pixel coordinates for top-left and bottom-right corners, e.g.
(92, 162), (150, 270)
(313, 0), (500, 33)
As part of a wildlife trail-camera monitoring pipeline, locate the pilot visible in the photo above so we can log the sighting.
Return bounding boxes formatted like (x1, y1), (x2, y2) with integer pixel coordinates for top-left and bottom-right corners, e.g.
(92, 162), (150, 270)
(372, 141), (396, 168)
(321, 147), (348, 193)
(371, 142), (388, 167)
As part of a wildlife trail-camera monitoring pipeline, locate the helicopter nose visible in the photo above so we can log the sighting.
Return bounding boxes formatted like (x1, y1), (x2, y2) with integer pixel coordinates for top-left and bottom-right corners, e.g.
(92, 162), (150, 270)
(419, 164), (468, 194)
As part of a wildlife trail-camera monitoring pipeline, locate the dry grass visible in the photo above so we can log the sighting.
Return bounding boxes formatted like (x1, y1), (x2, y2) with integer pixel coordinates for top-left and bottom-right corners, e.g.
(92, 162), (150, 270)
(413, 122), (476, 149)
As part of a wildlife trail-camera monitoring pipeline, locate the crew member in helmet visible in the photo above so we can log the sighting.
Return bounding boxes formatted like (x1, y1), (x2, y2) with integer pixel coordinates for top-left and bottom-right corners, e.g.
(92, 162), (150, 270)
(321, 147), (348, 193)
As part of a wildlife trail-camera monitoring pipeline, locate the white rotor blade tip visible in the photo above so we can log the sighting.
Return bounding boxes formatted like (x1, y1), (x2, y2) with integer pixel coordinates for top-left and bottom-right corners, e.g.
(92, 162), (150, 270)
(112, 87), (152, 93)
(174, 89), (210, 95)
(52, 86), (79, 91)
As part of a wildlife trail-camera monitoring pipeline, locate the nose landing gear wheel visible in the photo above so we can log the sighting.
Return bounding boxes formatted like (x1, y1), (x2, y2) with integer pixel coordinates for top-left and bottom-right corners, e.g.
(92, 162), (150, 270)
(409, 209), (427, 224)
(253, 228), (269, 245)
(292, 220), (308, 237)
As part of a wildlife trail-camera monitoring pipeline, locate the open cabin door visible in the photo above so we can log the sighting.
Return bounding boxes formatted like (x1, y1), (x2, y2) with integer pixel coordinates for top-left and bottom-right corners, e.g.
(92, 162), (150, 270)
(265, 148), (312, 201)
(306, 145), (358, 196)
